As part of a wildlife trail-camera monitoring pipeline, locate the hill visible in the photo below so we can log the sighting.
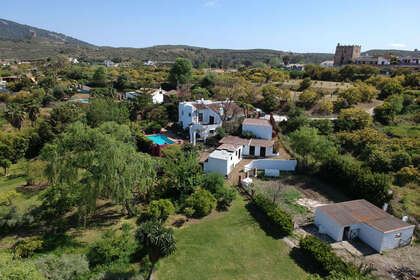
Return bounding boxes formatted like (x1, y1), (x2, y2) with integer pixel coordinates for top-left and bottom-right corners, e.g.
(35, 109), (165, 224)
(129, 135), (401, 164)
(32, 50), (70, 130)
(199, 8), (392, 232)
(0, 18), (92, 47)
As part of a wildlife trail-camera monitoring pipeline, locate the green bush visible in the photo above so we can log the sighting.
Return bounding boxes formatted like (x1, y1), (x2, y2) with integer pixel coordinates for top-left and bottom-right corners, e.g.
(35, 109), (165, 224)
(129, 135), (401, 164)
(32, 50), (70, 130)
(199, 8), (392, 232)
(88, 224), (136, 266)
(202, 173), (236, 208)
(253, 194), (293, 236)
(143, 199), (175, 221)
(34, 254), (90, 280)
(13, 236), (44, 258)
(0, 253), (45, 280)
(185, 189), (217, 218)
(135, 133), (154, 154)
(299, 235), (348, 275)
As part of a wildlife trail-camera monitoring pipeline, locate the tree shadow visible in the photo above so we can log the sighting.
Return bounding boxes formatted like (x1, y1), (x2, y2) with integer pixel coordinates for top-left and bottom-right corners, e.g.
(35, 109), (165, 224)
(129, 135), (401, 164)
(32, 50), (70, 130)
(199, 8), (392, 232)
(102, 271), (138, 280)
(38, 231), (85, 254)
(244, 202), (286, 240)
(289, 246), (326, 276)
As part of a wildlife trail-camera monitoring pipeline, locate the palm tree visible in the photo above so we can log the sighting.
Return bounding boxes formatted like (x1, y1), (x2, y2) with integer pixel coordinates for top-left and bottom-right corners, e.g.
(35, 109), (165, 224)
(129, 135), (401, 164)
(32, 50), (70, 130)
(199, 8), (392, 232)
(26, 101), (40, 126)
(135, 220), (176, 280)
(5, 103), (25, 130)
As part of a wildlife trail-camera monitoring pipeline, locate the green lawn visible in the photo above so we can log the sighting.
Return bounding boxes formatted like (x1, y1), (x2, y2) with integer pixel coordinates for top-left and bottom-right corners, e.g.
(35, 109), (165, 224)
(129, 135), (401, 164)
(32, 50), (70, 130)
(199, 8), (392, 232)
(155, 197), (308, 280)
(383, 123), (420, 138)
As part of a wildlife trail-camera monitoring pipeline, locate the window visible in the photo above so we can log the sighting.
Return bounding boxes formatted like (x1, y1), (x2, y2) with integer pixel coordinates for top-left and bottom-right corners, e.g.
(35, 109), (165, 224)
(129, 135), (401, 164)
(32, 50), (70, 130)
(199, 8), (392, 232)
(199, 113), (203, 122)
(182, 110), (184, 116)
(394, 233), (401, 238)
(188, 113), (191, 117)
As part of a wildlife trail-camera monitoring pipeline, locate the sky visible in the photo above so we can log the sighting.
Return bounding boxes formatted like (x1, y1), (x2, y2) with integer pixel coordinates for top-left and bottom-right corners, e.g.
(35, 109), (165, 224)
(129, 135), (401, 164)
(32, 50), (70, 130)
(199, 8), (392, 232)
(2, 0), (420, 53)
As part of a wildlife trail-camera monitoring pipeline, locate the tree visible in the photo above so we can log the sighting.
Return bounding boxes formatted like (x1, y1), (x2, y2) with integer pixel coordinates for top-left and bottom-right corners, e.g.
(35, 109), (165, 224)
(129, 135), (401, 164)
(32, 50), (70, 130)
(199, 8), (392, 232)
(336, 108), (372, 131)
(282, 55), (290, 66)
(259, 84), (282, 113)
(5, 102), (25, 129)
(26, 101), (41, 126)
(299, 77), (311, 91)
(91, 66), (107, 87)
(135, 220), (176, 280)
(41, 122), (156, 222)
(168, 58), (193, 87)
(0, 159), (11, 176)
(185, 189), (217, 217)
(318, 99), (334, 115)
(143, 199), (175, 221)
(86, 98), (130, 127)
(298, 89), (318, 108)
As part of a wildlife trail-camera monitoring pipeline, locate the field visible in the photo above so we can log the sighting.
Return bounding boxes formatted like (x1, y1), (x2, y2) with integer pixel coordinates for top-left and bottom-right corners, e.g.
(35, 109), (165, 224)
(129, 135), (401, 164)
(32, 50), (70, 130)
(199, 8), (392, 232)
(155, 197), (309, 280)
(280, 79), (352, 93)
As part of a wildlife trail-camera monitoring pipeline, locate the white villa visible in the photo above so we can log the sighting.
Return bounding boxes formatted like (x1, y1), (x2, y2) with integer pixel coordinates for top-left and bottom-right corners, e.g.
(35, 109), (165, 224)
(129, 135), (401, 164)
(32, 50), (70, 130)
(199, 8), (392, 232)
(125, 88), (166, 104)
(178, 99), (241, 144)
(315, 200), (415, 252)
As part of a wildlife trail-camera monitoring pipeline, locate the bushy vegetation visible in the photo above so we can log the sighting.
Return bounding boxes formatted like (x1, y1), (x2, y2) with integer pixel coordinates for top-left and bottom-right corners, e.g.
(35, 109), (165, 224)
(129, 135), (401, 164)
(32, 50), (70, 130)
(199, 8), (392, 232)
(34, 254), (90, 280)
(253, 194), (294, 236)
(184, 189), (217, 218)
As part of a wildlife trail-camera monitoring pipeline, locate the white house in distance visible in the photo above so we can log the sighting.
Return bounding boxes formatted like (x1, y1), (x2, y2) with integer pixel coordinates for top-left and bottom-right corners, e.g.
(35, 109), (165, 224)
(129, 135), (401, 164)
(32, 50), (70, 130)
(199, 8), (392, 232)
(314, 199), (415, 252)
(242, 118), (273, 140)
(125, 88), (166, 104)
(219, 136), (277, 157)
(178, 99), (241, 144)
(203, 144), (242, 176)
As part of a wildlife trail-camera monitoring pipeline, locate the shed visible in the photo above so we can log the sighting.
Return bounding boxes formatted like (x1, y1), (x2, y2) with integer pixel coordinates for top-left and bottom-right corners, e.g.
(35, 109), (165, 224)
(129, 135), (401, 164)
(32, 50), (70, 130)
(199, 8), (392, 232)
(314, 200), (415, 252)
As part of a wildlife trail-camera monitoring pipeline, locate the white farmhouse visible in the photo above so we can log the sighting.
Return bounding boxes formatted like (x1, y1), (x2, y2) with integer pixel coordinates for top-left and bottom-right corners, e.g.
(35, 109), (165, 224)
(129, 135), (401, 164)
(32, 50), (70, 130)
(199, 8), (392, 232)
(203, 144), (242, 176)
(242, 118), (273, 140)
(179, 100), (241, 144)
(125, 88), (166, 104)
(219, 136), (277, 157)
(314, 200), (415, 252)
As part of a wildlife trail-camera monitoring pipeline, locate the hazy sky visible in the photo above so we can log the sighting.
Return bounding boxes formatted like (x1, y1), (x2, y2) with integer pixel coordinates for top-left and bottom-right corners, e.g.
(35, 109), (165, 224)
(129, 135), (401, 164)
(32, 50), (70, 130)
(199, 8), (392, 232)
(2, 0), (420, 53)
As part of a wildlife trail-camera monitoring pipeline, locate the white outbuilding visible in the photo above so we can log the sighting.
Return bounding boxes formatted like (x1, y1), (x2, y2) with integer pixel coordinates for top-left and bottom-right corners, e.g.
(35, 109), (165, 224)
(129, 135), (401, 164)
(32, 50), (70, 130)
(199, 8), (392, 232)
(314, 200), (415, 252)
(219, 136), (277, 157)
(242, 118), (273, 140)
(203, 144), (242, 176)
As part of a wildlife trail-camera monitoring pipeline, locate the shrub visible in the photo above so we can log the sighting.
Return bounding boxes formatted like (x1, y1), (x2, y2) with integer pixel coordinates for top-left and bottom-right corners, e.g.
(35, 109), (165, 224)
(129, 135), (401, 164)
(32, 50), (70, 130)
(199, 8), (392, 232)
(143, 199), (175, 221)
(26, 160), (48, 186)
(241, 130), (257, 139)
(13, 236), (44, 258)
(202, 173), (236, 209)
(317, 99), (334, 115)
(184, 207), (195, 218)
(299, 236), (348, 275)
(184, 189), (217, 218)
(0, 190), (20, 206)
(215, 127), (226, 140)
(136, 133), (153, 154)
(34, 254), (90, 280)
(395, 165), (420, 186)
(253, 194), (293, 236)
(88, 223), (136, 266)
(0, 253), (45, 280)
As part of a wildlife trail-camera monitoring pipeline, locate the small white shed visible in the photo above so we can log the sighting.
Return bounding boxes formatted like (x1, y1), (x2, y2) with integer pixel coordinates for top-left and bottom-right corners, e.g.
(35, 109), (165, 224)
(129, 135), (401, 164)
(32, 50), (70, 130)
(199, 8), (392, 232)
(203, 144), (242, 176)
(314, 200), (415, 252)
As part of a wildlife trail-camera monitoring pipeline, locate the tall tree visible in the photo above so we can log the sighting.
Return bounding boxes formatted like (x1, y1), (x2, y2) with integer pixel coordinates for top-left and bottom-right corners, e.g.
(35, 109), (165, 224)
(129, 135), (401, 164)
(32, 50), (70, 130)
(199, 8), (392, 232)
(135, 220), (176, 280)
(91, 66), (108, 87)
(5, 103), (25, 130)
(168, 58), (193, 87)
(26, 101), (41, 126)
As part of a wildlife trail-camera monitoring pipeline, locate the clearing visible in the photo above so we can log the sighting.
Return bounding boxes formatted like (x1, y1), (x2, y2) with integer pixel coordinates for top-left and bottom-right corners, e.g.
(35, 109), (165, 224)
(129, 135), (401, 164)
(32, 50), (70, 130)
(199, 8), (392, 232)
(155, 197), (309, 280)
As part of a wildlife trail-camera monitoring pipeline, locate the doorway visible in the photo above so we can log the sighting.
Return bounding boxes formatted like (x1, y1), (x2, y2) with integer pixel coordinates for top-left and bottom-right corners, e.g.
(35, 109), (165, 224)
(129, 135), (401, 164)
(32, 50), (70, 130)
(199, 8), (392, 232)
(260, 147), (266, 157)
(343, 226), (350, 240)
(249, 146), (255, 156)
(209, 116), (214, 124)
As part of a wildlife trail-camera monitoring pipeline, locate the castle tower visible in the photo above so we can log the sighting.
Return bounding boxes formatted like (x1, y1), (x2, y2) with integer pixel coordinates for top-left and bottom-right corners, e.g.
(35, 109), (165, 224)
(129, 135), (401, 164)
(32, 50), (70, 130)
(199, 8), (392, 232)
(333, 43), (361, 66)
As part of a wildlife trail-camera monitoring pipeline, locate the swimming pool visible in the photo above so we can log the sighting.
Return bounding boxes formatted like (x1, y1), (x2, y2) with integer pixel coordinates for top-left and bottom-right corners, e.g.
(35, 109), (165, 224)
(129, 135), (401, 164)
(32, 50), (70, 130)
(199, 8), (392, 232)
(146, 134), (175, 145)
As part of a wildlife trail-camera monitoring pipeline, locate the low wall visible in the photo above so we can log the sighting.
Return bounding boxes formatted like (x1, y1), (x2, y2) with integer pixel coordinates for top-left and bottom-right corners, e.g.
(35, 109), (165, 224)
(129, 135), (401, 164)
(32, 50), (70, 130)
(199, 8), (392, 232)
(244, 159), (297, 172)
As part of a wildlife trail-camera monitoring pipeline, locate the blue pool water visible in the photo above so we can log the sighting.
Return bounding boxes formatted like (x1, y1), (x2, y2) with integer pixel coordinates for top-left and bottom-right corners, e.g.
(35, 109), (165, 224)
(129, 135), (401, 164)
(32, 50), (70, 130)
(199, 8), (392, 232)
(146, 134), (175, 145)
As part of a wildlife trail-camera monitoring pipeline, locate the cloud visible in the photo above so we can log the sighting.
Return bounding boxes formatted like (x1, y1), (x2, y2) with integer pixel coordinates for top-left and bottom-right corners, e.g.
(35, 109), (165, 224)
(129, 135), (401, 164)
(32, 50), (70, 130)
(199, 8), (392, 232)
(390, 43), (406, 48)
(204, 1), (217, 7)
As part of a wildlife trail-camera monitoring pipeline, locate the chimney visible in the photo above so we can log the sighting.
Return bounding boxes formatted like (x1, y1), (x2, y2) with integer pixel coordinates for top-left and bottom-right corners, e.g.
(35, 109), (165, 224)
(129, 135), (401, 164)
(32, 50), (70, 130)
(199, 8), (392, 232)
(382, 203), (388, 212)
(219, 105), (224, 116)
(402, 216), (408, 222)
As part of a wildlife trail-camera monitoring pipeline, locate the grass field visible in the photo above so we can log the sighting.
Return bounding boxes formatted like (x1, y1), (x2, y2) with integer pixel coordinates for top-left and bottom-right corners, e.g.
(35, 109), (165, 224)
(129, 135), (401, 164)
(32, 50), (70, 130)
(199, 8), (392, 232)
(155, 197), (308, 280)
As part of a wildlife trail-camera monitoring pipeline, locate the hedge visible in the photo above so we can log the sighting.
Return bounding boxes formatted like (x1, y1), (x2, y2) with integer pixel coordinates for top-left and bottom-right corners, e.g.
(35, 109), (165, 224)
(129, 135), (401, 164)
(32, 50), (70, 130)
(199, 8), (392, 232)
(299, 235), (348, 275)
(253, 194), (294, 236)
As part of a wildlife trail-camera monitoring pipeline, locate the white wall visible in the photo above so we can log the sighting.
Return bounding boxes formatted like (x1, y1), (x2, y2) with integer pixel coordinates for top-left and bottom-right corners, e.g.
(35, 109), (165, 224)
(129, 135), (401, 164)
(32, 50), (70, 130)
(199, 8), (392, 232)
(244, 160), (297, 172)
(204, 158), (228, 175)
(380, 226), (414, 251)
(242, 145), (275, 157)
(179, 103), (195, 129)
(357, 223), (384, 252)
(242, 124), (272, 140)
(314, 209), (344, 241)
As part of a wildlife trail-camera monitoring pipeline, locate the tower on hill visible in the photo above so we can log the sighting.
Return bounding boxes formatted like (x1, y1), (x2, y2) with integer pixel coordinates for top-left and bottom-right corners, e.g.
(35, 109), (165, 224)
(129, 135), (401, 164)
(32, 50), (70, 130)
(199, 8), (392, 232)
(333, 43), (361, 66)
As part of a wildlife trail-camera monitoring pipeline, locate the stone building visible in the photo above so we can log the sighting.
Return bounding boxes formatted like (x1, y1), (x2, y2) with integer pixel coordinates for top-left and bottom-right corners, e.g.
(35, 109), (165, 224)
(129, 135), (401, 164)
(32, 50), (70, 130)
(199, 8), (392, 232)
(333, 43), (361, 66)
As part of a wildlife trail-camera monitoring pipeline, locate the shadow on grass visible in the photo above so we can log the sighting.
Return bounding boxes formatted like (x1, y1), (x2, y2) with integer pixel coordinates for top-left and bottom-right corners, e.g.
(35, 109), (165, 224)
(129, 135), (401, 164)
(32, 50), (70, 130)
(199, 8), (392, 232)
(39, 231), (85, 254)
(289, 247), (326, 276)
(244, 202), (286, 240)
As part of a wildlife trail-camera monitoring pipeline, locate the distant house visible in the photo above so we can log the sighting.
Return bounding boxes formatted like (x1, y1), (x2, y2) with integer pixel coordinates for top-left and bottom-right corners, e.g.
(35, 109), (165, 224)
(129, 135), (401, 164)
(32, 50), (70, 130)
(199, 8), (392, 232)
(314, 200), (415, 252)
(203, 143), (242, 176)
(178, 99), (242, 144)
(143, 60), (155, 66)
(219, 136), (277, 157)
(68, 57), (79, 64)
(242, 118), (273, 140)
(320, 60), (334, 67)
(398, 57), (420, 65)
(104, 60), (117, 67)
(125, 88), (166, 104)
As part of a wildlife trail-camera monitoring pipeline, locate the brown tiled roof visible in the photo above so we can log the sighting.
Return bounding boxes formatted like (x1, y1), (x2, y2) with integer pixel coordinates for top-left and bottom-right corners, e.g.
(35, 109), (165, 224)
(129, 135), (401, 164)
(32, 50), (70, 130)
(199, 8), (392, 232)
(220, 136), (251, 146)
(217, 143), (241, 152)
(250, 138), (275, 147)
(194, 103), (208, 110)
(207, 102), (242, 116)
(243, 118), (272, 127)
(317, 200), (415, 233)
